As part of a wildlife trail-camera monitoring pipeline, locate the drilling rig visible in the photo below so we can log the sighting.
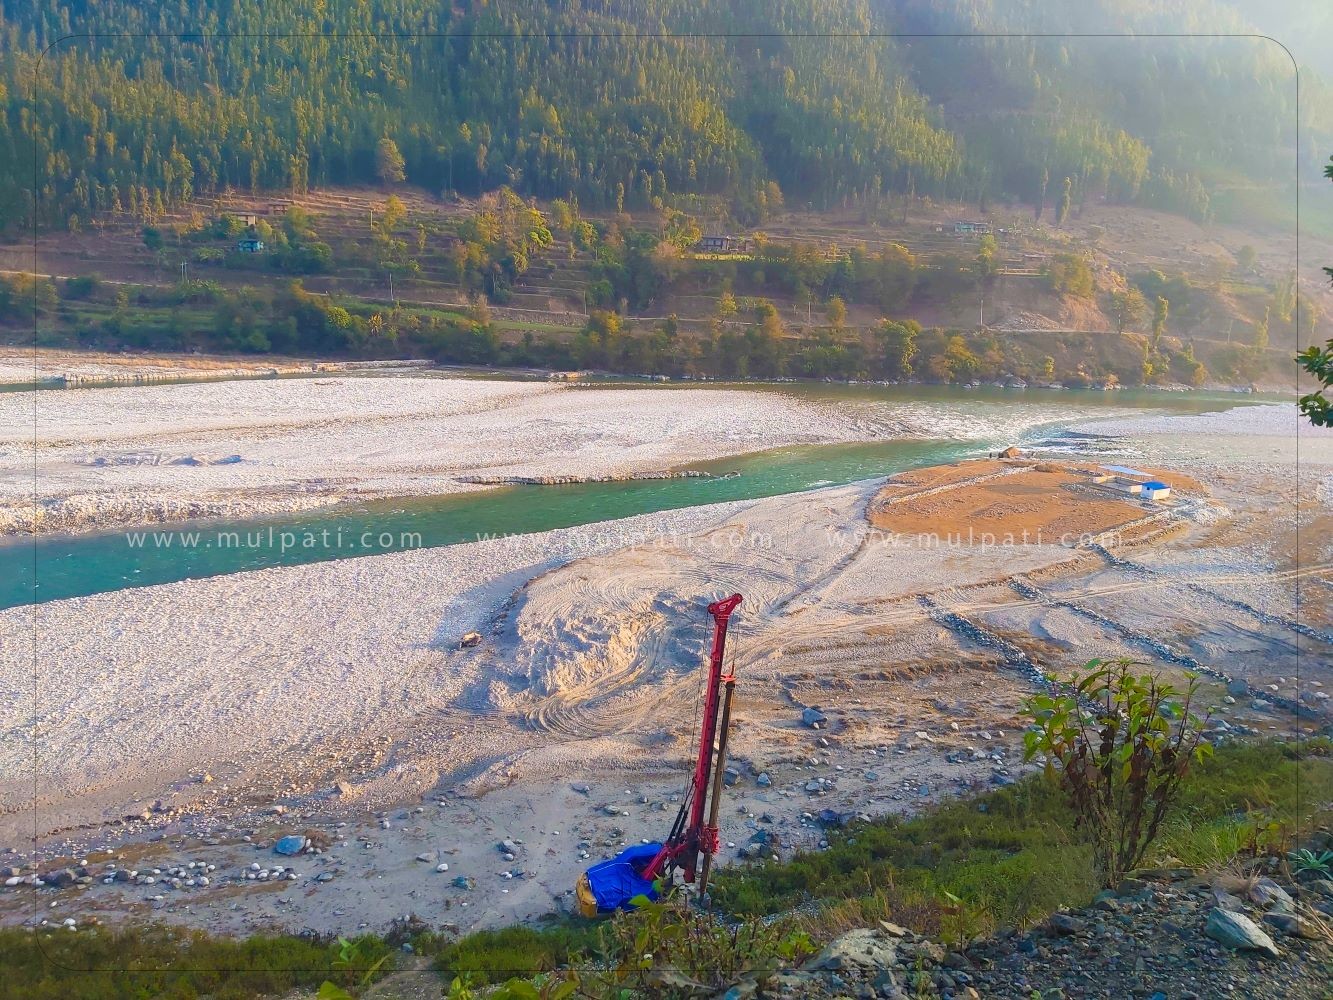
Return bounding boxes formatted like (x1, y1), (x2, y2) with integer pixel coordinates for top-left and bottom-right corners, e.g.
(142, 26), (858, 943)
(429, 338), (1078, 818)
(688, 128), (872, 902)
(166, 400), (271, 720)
(576, 593), (743, 916)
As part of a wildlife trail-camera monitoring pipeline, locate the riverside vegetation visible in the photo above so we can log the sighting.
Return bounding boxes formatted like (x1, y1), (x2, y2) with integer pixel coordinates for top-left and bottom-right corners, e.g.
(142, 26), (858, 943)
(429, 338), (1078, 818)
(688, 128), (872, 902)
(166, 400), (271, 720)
(3, 186), (1294, 388)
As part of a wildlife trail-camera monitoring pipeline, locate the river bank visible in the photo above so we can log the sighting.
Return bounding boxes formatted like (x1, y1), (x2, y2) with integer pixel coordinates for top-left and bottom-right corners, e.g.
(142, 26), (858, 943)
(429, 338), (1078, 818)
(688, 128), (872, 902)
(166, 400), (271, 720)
(2, 405), (1330, 936)
(0, 376), (1058, 538)
(0, 366), (1276, 541)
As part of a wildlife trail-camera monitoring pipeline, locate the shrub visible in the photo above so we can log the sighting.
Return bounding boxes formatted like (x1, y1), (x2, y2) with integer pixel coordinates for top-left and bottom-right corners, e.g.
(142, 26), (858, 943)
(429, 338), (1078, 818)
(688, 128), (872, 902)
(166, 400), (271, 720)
(62, 274), (100, 299)
(432, 923), (597, 986)
(1021, 658), (1212, 885)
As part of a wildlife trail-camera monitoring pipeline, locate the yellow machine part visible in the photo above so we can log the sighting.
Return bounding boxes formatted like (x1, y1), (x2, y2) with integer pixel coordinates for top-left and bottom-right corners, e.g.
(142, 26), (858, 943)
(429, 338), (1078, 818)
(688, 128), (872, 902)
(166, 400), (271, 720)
(575, 872), (600, 918)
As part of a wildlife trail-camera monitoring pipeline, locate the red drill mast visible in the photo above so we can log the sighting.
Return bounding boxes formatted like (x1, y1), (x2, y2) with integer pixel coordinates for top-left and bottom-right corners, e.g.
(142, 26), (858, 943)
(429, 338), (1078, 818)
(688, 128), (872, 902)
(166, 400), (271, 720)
(641, 592), (742, 894)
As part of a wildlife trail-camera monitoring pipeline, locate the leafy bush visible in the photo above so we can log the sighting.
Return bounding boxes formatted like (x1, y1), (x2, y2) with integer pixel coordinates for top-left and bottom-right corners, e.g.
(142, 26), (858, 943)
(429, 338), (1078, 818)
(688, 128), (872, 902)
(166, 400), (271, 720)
(61, 274), (100, 299)
(1021, 658), (1212, 885)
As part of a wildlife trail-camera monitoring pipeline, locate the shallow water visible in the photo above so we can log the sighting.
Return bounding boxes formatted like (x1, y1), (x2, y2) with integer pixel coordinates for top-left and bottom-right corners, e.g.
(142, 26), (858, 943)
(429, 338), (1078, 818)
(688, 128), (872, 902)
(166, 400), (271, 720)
(0, 380), (1268, 609)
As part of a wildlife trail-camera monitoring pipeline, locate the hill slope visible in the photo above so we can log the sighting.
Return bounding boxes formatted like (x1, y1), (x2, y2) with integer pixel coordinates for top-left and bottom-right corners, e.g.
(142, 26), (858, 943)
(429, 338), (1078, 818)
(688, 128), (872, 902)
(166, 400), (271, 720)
(1, 0), (1329, 235)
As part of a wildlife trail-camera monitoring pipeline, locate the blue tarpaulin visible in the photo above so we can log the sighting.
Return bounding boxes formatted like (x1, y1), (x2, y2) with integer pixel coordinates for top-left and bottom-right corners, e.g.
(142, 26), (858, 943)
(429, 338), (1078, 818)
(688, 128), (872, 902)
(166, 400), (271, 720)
(582, 842), (664, 913)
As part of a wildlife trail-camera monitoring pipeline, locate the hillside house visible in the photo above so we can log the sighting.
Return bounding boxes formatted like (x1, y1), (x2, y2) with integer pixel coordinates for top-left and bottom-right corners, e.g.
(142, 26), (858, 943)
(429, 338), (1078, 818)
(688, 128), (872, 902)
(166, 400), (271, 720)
(1140, 481), (1172, 500)
(236, 237), (265, 253)
(694, 234), (752, 254)
(954, 220), (993, 236)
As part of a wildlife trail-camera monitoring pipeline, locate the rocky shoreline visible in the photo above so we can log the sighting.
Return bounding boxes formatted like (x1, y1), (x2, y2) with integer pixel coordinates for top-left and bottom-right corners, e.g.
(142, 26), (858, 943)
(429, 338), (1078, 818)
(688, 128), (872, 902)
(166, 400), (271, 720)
(762, 862), (1333, 1000)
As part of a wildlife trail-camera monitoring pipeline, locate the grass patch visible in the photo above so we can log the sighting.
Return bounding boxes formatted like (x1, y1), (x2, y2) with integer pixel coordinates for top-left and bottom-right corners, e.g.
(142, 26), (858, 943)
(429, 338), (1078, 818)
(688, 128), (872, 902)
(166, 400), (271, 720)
(711, 741), (1333, 944)
(0, 924), (392, 1000)
(1156, 740), (1333, 869)
(427, 920), (600, 986)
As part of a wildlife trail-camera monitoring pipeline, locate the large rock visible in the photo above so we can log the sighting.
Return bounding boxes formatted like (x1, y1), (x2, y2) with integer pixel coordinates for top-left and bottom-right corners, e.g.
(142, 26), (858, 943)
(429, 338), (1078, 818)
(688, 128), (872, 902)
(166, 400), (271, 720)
(1261, 911), (1322, 940)
(1247, 877), (1293, 909)
(806, 928), (900, 971)
(1204, 907), (1281, 958)
(273, 835), (307, 856)
(801, 707), (828, 728)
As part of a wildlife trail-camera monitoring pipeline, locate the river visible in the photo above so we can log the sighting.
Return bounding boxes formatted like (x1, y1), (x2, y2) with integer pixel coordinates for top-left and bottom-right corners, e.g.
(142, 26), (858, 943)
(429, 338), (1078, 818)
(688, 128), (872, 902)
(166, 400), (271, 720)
(0, 377), (1268, 609)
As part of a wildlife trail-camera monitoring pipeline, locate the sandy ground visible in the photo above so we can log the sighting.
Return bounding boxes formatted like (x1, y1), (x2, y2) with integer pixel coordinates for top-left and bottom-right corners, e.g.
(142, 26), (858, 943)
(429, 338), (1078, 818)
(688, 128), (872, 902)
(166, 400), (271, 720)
(0, 377), (868, 534)
(0, 373), (1138, 536)
(0, 402), (1330, 939)
(871, 458), (1209, 544)
(0, 347), (375, 384)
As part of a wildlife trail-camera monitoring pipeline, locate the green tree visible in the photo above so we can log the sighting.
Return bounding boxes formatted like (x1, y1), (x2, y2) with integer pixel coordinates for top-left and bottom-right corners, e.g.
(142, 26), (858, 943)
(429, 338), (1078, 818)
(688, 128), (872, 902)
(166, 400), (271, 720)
(1055, 176), (1072, 226)
(1273, 271), (1297, 324)
(874, 318), (918, 379)
(1151, 295), (1168, 350)
(1022, 659), (1212, 886)
(1109, 286), (1146, 334)
(825, 295), (846, 330)
(715, 290), (738, 321)
(1235, 244), (1257, 273)
(375, 137), (406, 185)
(1253, 307), (1269, 350)
(974, 233), (999, 282)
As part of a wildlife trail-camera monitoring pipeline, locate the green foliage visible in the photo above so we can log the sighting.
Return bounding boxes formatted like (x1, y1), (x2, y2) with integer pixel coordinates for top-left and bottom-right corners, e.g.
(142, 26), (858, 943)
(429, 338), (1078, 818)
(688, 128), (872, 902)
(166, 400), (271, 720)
(431, 923), (598, 987)
(1021, 659), (1212, 886)
(375, 137), (407, 185)
(1299, 340), (1333, 425)
(1, 3), (1325, 235)
(714, 772), (1098, 942)
(0, 924), (391, 1000)
(1045, 253), (1094, 298)
(1289, 849), (1333, 877)
(1055, 176), (1073, 226)
(1301, 155), (1333, 426)
(1107, 286), (1145, 334)
(61, 274), (100, 300)
(1151, 295), (1170, 350)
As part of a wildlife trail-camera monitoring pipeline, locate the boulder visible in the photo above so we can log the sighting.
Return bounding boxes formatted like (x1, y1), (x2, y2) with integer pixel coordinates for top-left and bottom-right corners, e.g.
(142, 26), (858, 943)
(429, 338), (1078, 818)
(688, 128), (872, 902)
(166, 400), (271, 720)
(273, 835), (307, 856)
(801, 707), (828, 728)
(1048, 913), (1084, 935)
(459, 631), (483, 649)
(1204, 907), (1281, 958)
(1261, 911), (1322, 940)
(1248, 877), (1294, 909)
(806, 928), (900, 971)
(44, 868), (76, 889)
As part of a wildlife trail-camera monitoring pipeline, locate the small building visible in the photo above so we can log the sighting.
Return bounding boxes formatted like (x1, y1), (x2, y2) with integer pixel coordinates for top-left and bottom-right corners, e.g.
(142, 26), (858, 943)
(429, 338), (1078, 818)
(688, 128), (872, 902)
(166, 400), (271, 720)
(954, 220), (993, 236)
(694, 234), (751, 254)
(1141, 481), (1171, 500)
(239, 213), (259, 227)
(1106, 477), (1143, 495)
(236, 238), (265, 253)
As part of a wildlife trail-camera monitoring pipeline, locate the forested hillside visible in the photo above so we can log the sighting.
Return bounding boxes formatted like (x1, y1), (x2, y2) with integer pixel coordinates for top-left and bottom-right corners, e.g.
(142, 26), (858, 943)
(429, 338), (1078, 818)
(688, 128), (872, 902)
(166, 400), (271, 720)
(0, 0), (1327, 236)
